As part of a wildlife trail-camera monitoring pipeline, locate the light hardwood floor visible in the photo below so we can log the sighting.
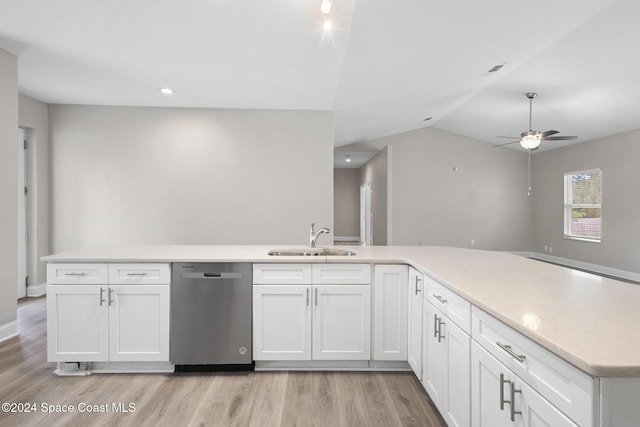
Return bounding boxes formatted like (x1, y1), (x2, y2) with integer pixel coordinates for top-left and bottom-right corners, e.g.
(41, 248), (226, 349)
(0, 297), (446, 427)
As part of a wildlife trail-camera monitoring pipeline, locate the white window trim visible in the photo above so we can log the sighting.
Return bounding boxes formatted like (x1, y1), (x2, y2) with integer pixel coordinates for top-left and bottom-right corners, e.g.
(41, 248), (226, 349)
(563, 168), (602, 242)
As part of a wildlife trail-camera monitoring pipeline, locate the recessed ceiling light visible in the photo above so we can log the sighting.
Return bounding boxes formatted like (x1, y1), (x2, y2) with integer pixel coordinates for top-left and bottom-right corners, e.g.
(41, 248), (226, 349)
(345, 155), (351, 163)
(160, 88), (174, 95)
(320, 0), (332, 15)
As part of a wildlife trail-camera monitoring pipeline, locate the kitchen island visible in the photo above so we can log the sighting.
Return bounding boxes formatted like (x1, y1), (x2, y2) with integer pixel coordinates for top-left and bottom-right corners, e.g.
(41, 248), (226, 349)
(43, 245), (640, 426)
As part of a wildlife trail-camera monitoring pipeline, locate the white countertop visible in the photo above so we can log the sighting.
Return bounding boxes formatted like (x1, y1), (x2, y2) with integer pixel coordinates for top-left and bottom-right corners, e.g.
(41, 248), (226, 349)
(43, 244), (640, 377)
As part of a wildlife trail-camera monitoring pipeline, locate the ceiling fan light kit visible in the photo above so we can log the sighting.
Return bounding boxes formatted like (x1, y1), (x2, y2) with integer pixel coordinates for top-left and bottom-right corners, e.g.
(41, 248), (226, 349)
(494, 92), (578, 151)
(520, 131), (541, 150)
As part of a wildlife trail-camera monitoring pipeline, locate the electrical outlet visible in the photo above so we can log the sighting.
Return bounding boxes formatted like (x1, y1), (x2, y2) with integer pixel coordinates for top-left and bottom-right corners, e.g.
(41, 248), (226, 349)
(544, 245), (548, 252)
(548, 246), (553, 253)
(470, 239), (475, 245)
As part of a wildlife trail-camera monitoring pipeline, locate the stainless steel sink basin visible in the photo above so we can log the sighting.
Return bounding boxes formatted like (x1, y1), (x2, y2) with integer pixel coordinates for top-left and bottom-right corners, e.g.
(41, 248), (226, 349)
(267, 248), (357, 257)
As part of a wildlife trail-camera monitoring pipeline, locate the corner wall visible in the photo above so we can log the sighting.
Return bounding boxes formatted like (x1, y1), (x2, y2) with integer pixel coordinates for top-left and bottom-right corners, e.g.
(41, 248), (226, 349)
(0, 48), (18, 337)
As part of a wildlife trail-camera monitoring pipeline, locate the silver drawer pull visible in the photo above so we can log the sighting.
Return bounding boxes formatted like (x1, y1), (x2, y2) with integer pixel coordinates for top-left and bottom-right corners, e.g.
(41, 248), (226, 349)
(126, 272), (148, 276)
(64, 272), (86, 276)
(497, 342), (526, 362)
(433, 294), (447, 304)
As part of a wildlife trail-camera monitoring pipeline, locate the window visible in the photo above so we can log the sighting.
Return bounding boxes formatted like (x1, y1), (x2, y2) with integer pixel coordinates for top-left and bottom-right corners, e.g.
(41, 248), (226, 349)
(564, 169), (602, 241)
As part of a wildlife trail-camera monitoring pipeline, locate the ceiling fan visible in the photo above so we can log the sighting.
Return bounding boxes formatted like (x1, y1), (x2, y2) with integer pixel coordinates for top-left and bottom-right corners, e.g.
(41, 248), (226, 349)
(494, 92), (578, 150)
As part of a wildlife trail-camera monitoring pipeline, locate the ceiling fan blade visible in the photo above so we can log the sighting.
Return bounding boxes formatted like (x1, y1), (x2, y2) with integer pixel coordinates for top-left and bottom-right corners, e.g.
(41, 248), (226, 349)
(492, 140), (519, 147)
(543, 135), (578, 141)
(497, 136), (519, 139)
(541, 130), (559, 137)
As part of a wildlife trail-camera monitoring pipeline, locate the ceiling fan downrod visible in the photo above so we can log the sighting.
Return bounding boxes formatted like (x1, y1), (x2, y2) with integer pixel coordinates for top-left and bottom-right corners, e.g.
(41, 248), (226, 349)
(526, 92), (537, 131)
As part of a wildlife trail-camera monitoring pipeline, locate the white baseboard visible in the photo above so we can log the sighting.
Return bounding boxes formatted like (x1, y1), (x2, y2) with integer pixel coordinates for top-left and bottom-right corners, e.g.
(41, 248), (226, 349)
(27, 283), (47, 297)
(0, 320), (18, 343)
(514, 251), (640, 283)
(334, 236), (360, 242)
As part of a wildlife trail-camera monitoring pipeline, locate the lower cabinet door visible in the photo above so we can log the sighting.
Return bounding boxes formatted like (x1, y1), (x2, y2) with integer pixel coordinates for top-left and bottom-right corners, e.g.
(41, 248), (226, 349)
(471, 342), (577, 427)
(313, 285), (371, 360)
(422, 301), (448, 411)
(471, 341), (513, 427)
(445, 317), (471, 427)
(253, 285), (312, 361)
(47, 284), (109, 362)
(108, 285), (170, 362)
(423, 301), (471, 427)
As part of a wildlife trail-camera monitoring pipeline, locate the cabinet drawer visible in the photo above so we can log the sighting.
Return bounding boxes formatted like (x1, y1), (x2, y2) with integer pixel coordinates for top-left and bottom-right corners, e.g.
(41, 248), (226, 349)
(47, 263), (108, 284)
(424, 277), (470, 334)
(108, 263), (171, 285)
(253, 264), (312, 284)
(312, 264), (371, 284)
(472, 307), (595, 427)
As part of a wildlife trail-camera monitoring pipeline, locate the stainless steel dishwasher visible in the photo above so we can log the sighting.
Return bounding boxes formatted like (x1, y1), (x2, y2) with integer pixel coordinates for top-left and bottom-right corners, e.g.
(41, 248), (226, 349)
(170, 262), (253, 370)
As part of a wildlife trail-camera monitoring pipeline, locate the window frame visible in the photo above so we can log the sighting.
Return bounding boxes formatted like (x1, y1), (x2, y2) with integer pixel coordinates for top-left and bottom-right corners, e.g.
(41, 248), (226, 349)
(563, 168), (602, 243)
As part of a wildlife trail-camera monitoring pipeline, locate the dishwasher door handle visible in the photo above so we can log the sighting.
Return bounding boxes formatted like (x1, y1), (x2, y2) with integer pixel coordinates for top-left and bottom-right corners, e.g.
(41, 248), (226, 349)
(181, 272), (243, 280)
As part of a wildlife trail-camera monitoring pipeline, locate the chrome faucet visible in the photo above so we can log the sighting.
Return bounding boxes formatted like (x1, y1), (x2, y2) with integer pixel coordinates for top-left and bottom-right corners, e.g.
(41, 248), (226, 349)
(309, 223), (331, 248)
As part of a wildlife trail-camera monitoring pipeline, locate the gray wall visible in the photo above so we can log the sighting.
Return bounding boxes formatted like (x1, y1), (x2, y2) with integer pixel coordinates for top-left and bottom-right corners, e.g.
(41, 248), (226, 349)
(19, 94), (49, 288)
(0, 48), (18, 327)
(366, 127), (533, 250)
(532, 132), (640, 273)
(360, 147), (389, 245)
(49, 105), (333, 251)
(333, 168), (360, 239)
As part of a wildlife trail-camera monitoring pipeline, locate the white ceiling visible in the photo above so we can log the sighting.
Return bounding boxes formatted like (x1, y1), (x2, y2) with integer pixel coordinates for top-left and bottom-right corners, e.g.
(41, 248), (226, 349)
(2, 0), (638, 155)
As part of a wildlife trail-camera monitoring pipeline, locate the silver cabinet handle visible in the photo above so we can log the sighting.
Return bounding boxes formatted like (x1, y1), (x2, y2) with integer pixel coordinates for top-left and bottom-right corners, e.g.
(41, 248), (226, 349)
(437, 317), (445, 343)
(65, 272), (86, 276)
(306, 288), (310, 306)
(108, 288), (114, 306)
(126, 272), (147, 276)
(510, 381), (522, 421)
(314, 288), (318, 306)
(415, 276), (421, 295)
(497, 342), (526, 363)
(499, 373), (510, 411)
(99, 287), (105, 306)
(433, 294), (447, 304)
(433, 313), (440, 338)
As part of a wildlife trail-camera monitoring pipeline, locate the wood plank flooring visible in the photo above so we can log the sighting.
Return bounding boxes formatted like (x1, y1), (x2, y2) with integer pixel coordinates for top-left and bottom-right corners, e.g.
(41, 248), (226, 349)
(0, 297), (446, 427)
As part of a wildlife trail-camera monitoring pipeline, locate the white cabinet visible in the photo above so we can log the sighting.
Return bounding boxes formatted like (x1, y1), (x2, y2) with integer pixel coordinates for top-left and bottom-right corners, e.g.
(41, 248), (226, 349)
(471, 341), (578, 427)
(47, 285), (109, 361)
(253, 285), (312, 361)
(253, 264), (371, 362)
(407, 267), (423, 378)
(46, 263), (109, 284)
(47, 283), (170, 362)
(313, 285), (370, 360)
(472, 307), (594, 427)
(373, 264), (408, 361)
(423, 299), (471, 427)
(107, 285), (170, 361)
(46, 263), (170, 363)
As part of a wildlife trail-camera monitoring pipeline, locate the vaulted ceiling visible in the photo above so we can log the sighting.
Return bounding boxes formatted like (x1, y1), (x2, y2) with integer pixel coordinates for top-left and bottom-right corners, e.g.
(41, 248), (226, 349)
(2, 0), (637, 153)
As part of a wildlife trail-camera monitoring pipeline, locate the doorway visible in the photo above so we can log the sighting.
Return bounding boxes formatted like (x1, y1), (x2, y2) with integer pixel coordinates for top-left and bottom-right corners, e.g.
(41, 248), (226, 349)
(17, 127), (27, 299)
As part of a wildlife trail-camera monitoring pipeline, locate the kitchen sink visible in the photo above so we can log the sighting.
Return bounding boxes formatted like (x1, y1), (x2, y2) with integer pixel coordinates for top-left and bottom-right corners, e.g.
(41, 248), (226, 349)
(267, 248), (357, 257)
